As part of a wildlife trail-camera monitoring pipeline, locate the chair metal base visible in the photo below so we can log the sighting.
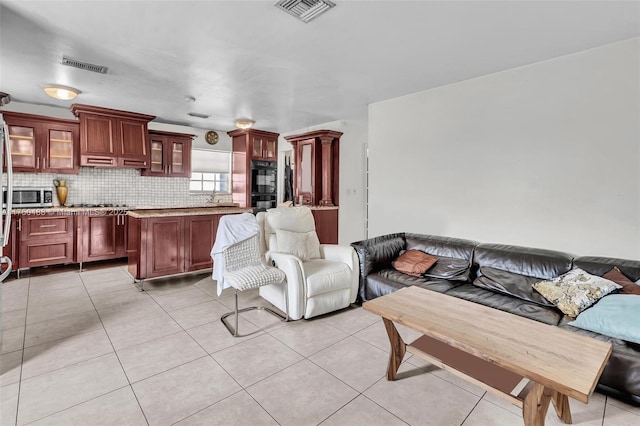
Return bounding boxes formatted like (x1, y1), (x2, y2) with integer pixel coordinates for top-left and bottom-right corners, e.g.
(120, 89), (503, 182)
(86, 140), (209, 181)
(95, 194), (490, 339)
(221, 288), (289, 337)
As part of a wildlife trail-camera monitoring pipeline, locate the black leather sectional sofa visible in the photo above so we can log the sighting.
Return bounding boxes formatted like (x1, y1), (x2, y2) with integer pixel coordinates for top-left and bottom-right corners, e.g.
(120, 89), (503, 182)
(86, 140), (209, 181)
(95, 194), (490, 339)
(351, 233), (640, 406)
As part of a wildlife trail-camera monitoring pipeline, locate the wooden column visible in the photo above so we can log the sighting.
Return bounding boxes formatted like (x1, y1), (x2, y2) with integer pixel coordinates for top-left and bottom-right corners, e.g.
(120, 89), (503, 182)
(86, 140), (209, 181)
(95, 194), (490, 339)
(319, 136), (334, 206)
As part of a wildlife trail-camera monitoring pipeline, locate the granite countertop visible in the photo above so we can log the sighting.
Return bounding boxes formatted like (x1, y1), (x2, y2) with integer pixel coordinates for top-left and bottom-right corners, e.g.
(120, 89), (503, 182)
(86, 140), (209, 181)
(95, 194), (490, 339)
(127, 206), (251, 218)
(11, 203), (243, 215)
(308, 205), (339, 210)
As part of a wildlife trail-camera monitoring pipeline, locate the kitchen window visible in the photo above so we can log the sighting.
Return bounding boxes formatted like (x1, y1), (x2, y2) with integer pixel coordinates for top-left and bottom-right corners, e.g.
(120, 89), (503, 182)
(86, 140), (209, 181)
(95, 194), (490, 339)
(190, 149), (231, 193)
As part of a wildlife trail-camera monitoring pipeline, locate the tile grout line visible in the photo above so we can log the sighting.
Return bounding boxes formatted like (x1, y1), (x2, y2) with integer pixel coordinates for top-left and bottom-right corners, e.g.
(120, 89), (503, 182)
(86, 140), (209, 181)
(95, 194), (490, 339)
(152, 287), (287, 426)
(11, 274), (30, 426)
(459, 391), (486, 426)
(77, 271), (151, 426)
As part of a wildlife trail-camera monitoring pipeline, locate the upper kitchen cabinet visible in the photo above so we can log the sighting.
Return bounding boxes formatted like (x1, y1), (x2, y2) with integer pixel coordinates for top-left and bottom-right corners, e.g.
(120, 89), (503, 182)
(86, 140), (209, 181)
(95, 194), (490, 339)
(250, 134), (278, 161)
(71, 104), (155, 168)
(286, 130), (342, 206)
(2, 112), (80, 174)
(142, 130), (193, 177)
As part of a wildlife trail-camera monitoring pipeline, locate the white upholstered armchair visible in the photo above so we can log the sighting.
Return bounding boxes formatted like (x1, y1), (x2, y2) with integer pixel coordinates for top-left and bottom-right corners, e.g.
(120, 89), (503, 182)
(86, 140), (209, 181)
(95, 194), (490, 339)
(256, 207), (359, 320)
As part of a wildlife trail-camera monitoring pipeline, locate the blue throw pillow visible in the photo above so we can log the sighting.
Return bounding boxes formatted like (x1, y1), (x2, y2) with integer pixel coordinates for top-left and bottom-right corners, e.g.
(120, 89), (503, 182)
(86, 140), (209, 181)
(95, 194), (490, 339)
(569, 295), (640, 344)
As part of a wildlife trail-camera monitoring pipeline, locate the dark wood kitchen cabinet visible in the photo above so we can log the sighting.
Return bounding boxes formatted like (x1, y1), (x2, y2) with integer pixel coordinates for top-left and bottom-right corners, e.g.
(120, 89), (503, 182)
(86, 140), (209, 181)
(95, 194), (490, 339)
(18, 214), (74, 268)
(250, 135), (277, 161)
(1, 218), (19, 274)
(228, 128), (279, 208)
(142, 130), (193, 177)
(285, 130), (342, 207)
(2, 112), (80, 174)
(77, 213), (129, 265)
(71, 104), (155, 168)
(146, 217), (185, 278)
(128, 211), (233, 281)
(129, 216), (186, 280)
(184, 215), (219, 271)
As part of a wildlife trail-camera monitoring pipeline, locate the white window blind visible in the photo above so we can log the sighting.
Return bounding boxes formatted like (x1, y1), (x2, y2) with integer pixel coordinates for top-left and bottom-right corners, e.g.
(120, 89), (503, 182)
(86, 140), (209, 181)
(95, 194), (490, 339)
(191, 149), (230, 174)
(190, 149), (231, 193)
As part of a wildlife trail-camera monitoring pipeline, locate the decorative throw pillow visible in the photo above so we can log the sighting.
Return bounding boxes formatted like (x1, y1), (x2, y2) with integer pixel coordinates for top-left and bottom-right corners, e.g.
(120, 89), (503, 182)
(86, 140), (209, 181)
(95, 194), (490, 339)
(532, 268), (621, 317)
(275, 228), (321, 261)
(568, 295), (640, 344)
(603, 267), (640, 295)
(392, 250), (437, 277)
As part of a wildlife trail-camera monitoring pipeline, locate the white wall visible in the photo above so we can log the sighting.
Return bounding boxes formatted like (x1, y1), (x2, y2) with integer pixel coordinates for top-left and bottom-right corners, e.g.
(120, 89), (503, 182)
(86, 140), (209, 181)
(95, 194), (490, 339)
(368, 38), (640, 259)
(278, 120), (368, 246)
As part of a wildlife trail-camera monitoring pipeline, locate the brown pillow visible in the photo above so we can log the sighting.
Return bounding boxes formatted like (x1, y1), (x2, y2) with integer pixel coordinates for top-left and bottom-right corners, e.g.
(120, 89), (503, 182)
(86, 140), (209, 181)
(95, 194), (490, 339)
(603, 267), (640, 295)
(392, 250), (437, 277)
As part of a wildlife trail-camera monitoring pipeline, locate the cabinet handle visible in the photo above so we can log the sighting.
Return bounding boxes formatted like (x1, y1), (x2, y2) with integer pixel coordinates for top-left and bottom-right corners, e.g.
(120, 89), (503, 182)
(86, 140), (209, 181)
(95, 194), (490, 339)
(36, 157), (40, 169)
(17, 218), (21, 231)
(39, 224), (57, 228)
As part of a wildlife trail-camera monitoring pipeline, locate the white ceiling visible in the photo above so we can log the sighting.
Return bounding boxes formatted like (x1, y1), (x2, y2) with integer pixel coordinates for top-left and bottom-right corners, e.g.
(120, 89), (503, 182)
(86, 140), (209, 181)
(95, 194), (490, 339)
(1, 1), (638, 133)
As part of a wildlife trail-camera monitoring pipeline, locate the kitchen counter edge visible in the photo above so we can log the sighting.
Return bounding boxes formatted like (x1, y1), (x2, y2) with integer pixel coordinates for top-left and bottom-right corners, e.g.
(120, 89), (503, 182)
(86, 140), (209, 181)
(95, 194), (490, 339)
(127, 207), (252, 218)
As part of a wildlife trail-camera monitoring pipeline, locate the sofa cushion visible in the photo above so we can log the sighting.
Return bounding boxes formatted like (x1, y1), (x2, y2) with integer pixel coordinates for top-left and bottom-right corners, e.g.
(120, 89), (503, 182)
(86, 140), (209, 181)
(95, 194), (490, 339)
(303, 259), (353, 297)
(444, 284), (563, 325)
(573, 256), (640, 281)
(473, 267), (555, 307)
(405, 234), (477, 260)
(366, 269), (463, 299)
(568, 295), (640, 345)
(604, 267), (640, 295)
(422, 256), (471, 281)
(474, 243), (574, 279)
(392, 250), (437, 277)
(532, 268), (621, 317)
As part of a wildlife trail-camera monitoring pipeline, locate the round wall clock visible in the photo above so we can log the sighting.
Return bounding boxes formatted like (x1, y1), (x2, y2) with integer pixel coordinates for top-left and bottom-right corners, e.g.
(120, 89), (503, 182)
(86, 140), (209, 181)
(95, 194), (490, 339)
(205, 130), (219, 145)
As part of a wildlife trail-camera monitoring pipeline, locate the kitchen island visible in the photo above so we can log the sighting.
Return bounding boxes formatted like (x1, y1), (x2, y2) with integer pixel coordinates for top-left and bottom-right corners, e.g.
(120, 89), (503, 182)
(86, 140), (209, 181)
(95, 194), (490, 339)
(127, 206), (251, 287)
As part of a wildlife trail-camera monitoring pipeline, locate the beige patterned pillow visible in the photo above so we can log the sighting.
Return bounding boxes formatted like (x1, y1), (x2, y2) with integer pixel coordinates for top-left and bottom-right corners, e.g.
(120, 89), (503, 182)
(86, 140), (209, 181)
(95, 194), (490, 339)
(275, 229), (321, 261)
(532, 268), (621, 317)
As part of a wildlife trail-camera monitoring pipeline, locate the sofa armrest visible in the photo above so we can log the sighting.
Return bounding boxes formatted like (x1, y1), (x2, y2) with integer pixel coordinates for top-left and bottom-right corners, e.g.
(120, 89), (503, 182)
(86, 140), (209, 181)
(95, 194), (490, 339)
(320, 244), (360, 303)
(350, 233), (406, 301)
(265, 251), (307, 319)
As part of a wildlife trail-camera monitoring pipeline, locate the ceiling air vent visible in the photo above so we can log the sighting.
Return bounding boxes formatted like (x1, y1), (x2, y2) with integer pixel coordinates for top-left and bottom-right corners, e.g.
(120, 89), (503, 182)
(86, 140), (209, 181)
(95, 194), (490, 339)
(187, 112), (210, 119)
(274, 0), (336, 23)
(61, 56), (109, 74)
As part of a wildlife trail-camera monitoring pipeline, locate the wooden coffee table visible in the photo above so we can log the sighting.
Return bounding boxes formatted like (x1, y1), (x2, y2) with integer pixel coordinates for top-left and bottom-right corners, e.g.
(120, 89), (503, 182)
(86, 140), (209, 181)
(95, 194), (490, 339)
(363, 286), (612, 426)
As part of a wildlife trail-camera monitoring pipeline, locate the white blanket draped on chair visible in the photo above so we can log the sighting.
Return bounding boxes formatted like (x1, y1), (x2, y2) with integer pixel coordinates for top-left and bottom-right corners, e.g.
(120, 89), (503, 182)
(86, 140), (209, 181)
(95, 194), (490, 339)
(210, 212), (260, 296)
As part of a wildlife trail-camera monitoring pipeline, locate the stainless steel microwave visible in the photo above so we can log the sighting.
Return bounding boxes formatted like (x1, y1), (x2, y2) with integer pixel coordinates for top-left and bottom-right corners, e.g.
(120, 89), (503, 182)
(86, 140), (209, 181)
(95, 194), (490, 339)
(3, 187), (54, 208)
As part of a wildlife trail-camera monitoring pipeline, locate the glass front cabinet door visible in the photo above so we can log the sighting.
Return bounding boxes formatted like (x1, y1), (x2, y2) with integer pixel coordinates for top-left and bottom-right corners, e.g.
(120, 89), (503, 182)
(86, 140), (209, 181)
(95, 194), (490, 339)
(3, 114), (79, 174)
(142, 131), (193, 177)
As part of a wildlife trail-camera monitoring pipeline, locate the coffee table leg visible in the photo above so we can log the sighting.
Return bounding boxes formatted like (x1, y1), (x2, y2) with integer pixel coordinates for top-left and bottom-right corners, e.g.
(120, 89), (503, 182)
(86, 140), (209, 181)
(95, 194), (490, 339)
(551, 392), (572, 424)
(382, 318), (406, 381)
(523, 382), (554, 426)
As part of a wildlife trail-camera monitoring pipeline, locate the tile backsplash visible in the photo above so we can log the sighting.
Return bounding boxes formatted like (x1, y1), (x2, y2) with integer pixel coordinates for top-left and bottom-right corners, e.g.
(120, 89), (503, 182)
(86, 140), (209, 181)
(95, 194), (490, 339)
(3, 168), (232, 207)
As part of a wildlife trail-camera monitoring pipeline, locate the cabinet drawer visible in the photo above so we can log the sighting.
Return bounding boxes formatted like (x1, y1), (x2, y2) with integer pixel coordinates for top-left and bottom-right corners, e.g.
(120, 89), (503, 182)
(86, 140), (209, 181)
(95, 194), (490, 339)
(21, 215), (74, 241)
(20, 239), (74, 268)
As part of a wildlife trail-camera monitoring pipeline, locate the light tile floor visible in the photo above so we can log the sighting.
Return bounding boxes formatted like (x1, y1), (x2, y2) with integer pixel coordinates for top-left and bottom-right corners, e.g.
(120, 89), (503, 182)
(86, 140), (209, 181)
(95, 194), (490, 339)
(1, 261), (639, 426)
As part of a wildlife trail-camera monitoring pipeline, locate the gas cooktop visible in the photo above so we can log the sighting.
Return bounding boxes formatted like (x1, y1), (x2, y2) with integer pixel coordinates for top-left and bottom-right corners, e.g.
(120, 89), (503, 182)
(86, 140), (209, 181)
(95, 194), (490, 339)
(65, 203), (129, 208)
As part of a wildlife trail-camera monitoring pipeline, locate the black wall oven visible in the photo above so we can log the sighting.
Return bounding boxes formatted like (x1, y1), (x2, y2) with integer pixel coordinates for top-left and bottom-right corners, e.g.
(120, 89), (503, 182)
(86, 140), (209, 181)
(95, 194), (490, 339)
(251, 160), (277, 209)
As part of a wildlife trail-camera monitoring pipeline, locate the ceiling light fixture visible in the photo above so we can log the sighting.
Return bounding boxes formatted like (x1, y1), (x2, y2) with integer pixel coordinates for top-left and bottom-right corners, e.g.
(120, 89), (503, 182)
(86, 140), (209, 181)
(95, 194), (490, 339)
(234, 118), (255, 129)
(43, 85), (80, 100)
